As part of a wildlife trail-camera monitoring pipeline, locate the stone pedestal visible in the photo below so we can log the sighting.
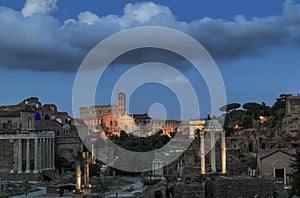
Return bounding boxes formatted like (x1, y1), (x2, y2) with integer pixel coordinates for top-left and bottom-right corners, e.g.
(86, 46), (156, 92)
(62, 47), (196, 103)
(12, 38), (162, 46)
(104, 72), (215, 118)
(74, 190), (83, 198)
(83, 187), (92, 195)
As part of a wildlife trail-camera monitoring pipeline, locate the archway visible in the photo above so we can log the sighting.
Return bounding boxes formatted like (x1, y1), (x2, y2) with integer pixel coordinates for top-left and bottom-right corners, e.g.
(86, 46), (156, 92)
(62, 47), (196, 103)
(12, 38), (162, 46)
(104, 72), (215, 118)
(248, 143), (253, 152)
(56, 118), (62, 124)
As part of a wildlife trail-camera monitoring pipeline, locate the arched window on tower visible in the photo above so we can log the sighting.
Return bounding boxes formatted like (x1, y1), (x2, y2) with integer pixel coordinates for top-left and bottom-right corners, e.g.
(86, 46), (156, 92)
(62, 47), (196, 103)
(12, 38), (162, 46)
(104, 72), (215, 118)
(44, 114), (50, 120)
(27, 118), (32, 130)
(34, 112), (41, 120)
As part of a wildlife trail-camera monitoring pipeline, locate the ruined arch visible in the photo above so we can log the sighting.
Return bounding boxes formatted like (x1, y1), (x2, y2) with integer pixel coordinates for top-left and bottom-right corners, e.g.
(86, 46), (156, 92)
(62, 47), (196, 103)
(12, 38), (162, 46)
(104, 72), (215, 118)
(65, 118), (71, 124)
(194, 128), (201, 139)
(56, 118), (62, 124)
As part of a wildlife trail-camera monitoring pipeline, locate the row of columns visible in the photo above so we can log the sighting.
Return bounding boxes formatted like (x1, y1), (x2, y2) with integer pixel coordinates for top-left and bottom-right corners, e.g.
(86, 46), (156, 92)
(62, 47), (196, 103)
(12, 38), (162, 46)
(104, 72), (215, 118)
(200, 130), (226, 174)
(17, 137), (55, 173)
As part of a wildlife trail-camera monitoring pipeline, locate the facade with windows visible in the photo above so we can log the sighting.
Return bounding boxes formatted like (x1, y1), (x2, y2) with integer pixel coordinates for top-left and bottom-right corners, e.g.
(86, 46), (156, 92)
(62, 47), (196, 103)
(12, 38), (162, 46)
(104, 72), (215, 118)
(79, 105), (118, 126)
(0, 106), (55, 174)
(257, 148), (296, 185)
(0, 97), (82, 175)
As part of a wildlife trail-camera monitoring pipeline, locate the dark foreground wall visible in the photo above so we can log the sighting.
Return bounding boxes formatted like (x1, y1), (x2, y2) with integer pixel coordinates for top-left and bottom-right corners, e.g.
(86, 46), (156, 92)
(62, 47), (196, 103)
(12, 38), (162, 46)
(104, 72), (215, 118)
(205, 178), (275, 198)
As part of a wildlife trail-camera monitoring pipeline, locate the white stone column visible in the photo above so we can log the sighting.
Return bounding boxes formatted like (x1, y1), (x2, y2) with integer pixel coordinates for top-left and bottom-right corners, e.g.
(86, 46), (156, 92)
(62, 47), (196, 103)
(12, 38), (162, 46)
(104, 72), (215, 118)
(200, 131), (205, 174)
(33, 138), (39, 173)
(76, 165), (82, 190)
(18, 139), (23, 173)
(42, 138), (46, 170)
(45, 138), (49, 170)
(52, 138), (55, 170)
(25, 139), (31, 173)
(38, 138), (42, 171)
(48, 138), (52, 170)
(284, 167), (287, 185)
(221, 131), (227, 174)
(210, 131), (216, 173)
(84, 163), (90, 186)
(49, 138), (52, 170)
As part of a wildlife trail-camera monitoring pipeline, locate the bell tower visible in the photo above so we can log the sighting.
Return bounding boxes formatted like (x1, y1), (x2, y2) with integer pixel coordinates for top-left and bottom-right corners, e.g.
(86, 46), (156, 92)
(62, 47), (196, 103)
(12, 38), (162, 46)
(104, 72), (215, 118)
(118, 92), (126, 117)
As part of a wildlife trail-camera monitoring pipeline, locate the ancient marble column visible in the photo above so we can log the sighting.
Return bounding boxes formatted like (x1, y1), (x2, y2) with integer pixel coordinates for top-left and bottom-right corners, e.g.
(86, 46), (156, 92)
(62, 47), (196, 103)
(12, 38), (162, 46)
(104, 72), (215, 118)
(284, 167), (287, 185)
(52, 138), (55, 170)
(85, 163), (89, 186)
(76, 165), (82, 190)
(45, 138), (49, 169)
(42, 138), (46, 170)
(33, 138), (39, 173)
(18, 139), (23, 173)
(210, 131), (216, 173)
(221, 131), (227, 174)
(38, 138), (42, 171)
(25, 138), (30, 173)
(200, 131), (205, 174)
(48, 138), (51, 170)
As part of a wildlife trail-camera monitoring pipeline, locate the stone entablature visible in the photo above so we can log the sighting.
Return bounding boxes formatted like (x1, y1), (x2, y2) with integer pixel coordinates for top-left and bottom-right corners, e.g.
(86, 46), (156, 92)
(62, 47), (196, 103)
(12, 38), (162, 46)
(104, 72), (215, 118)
(0, 111), (35, 133)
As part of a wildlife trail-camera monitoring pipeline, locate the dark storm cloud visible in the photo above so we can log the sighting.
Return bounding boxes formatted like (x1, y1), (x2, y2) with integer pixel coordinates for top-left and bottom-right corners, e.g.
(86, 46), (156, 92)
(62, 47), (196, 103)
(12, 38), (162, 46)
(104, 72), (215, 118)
(0, 1), (300, 72)
(187, 16), (288, 60)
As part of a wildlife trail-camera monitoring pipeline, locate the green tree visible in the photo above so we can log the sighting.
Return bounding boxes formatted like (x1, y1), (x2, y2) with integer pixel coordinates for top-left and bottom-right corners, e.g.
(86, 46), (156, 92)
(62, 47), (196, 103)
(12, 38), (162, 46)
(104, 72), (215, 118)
(261, 102), (271, 116)
(275, 108), (286, 120)
(219, 103), (241, 113)
(290, 152), (300, 196)
(220, 103), (241, 134)
(110, 130), (170, 152)
(241, 115), (253, 129)
(271, 94), (288, 116)
(242, 102), (263, 120)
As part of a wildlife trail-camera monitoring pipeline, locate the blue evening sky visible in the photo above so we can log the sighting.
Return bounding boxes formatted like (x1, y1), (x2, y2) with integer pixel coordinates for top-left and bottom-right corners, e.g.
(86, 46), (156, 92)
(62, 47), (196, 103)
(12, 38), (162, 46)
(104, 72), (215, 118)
(0, 0), (300, 119)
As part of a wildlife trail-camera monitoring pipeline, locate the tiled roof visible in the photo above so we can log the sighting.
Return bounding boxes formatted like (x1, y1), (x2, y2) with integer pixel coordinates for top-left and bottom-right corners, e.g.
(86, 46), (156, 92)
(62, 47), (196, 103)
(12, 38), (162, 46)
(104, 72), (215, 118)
(257, 148), (296, 159)
(35, 120), (63, 131)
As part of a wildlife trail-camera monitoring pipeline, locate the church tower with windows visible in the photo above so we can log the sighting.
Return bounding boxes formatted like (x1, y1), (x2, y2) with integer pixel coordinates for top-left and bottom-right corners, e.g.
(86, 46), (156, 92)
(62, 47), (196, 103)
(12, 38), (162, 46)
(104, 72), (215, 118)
(118, 92), (126, 117)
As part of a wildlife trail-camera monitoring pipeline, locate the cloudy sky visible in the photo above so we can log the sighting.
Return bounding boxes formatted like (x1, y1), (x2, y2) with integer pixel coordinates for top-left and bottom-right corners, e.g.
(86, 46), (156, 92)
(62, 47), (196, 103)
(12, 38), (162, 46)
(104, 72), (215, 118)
(0, 0), (300, 119)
